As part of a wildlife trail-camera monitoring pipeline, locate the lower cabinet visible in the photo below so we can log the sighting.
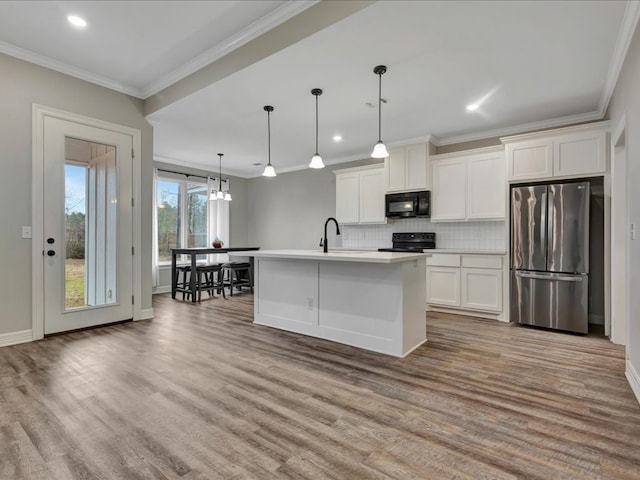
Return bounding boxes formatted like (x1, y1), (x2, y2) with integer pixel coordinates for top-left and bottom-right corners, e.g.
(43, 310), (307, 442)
(427, 253), (504, 316)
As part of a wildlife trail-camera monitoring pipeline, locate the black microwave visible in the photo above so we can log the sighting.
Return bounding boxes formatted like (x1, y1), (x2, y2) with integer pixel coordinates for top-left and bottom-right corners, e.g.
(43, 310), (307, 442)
(385, 191), (430, 218)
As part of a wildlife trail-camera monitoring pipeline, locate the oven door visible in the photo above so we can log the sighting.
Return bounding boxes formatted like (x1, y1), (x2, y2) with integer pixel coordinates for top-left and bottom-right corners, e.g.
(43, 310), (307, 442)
(385, 193), (417, 218)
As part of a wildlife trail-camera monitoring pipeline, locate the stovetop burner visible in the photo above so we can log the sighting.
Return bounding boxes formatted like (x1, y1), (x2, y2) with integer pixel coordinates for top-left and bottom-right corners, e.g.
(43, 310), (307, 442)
(377, 232), (436, 252)
(377, 247), (430, 252)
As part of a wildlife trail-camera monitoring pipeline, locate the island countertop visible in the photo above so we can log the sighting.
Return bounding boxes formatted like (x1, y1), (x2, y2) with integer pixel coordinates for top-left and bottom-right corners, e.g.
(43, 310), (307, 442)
(228, 249), (429, 264)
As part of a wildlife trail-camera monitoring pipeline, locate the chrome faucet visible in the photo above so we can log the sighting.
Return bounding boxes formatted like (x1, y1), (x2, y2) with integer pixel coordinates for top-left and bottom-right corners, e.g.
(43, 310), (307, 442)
(320, 217), (341, 253)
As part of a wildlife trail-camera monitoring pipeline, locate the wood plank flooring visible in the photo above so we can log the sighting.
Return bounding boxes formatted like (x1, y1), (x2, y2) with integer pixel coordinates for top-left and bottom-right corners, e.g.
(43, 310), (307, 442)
(1, 292), (639, 479)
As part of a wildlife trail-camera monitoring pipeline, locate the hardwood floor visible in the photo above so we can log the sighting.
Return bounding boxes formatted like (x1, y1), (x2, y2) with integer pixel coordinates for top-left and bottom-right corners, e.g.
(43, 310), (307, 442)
(1, 293), (639, 479)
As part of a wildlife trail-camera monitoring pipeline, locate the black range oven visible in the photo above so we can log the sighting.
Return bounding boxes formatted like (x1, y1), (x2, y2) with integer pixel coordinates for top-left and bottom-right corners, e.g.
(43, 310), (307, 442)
(378, 232), (436, 252)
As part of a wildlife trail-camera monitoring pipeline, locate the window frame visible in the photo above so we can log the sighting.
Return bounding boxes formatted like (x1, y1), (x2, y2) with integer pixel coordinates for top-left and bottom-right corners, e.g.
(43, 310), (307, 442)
(155, 173), (210, 266)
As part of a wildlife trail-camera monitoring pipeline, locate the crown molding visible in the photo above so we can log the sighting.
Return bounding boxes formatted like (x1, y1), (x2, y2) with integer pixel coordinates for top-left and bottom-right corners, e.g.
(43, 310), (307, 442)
(0, 41), (143, 98)
(435, 110), (603, 146)
(140, 0), (320, 99)
(154, 155), (247, 178)
(599, 0), (640, 116)
(500, 120), (610, 144)
(0, 1), (319, 100)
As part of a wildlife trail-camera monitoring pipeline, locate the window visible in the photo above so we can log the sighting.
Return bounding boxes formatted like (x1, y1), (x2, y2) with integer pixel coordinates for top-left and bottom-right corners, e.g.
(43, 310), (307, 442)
(155, 171), (228, 266)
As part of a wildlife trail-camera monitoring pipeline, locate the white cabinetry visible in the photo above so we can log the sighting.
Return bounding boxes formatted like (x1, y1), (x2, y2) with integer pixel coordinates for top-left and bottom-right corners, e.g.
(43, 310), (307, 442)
(430, 146), (505, 222)
(502, 122), (608, 182)
(426, 254), (461, 307)
(335, 165), (386, 224)
(427, 253), (504, 317)
(385, 143), (428, 192)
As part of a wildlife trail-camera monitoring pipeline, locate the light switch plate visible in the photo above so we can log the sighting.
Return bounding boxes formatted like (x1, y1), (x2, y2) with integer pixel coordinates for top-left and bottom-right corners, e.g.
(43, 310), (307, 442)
(21, 226), (32, 239)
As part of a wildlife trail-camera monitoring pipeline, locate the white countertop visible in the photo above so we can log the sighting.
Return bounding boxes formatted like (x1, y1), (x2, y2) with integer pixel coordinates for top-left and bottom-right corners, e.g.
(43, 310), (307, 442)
(229, 249), (429, 264)
(428, 249), (507, 255)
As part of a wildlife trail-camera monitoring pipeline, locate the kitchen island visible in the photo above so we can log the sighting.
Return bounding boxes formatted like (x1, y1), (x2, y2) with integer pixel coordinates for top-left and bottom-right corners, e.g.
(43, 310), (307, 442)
(229, 249), (427, 357)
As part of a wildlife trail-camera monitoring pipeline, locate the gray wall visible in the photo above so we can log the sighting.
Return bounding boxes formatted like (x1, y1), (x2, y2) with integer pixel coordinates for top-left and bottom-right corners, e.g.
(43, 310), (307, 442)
(247, 159), (379, 250)
(606, 21), (640, 385)
(0, 52), (153, 336)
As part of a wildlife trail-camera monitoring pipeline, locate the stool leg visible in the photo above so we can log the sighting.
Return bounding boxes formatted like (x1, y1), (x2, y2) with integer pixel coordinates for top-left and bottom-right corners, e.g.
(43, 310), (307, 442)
(229, 269), (234, 297)
(218, 269), (226, 299)
(248, 267), (253, 294)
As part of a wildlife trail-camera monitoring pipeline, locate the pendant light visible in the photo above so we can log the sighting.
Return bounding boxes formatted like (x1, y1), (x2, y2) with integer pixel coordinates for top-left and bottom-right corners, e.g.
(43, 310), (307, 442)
(216, 153), (224, 199)
(309, 88), (325, 169)
(209, 153), (232, 201)
(262, 105), (276, 177)
(208, 176), (216, 201)
(371, 65), (389, 159)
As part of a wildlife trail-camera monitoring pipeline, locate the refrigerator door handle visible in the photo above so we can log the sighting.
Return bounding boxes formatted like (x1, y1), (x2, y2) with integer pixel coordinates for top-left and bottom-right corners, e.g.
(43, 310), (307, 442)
(547, 189), (554, 270)
(540, 191), (547, 253)
(515, 271), (584, 282)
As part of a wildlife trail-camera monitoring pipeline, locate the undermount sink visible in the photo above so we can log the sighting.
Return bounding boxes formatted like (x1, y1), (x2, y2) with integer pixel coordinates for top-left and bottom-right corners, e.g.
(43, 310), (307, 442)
(318, 250), (368, 254)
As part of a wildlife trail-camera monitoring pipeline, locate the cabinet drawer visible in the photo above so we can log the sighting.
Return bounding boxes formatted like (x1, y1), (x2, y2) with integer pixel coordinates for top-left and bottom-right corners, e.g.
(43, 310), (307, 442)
(461, 255), (502, 269)
(427, 254), (461, 267)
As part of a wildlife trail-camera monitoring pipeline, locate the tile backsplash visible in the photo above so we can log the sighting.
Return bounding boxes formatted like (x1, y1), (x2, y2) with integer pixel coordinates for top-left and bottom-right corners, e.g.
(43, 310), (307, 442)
(341, 219), (506, 250)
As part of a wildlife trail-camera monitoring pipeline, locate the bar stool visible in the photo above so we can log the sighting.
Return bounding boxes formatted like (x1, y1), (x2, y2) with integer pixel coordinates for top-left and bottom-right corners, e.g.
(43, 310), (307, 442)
(194, 264), (225, 301)
(221, 262), (253, 296)
(174, 264), (192, 300)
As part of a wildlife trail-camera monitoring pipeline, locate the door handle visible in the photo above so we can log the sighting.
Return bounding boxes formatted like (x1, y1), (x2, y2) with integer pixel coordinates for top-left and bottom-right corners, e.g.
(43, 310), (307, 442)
(515, 271), (583, 282)
(540, 191), (547, 252)
(47, 250), (55, 257)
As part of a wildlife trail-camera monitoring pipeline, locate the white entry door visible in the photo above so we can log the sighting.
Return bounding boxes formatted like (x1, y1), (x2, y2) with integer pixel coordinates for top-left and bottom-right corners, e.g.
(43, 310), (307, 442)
(43, 117), (133, 334)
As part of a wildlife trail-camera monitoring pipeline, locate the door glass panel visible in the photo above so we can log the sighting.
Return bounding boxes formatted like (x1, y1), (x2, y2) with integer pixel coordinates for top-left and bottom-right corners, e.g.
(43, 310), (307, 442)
(64, 137), (117, 310)
(64, 163), (87, 309)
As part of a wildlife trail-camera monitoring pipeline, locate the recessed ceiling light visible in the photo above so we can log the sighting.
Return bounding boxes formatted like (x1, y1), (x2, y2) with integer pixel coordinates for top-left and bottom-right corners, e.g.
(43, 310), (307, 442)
(252, 162), (263, 166)
(67, 15), (87, 27)
(333, 135), (342, 142)
(466, 103), (479, 111)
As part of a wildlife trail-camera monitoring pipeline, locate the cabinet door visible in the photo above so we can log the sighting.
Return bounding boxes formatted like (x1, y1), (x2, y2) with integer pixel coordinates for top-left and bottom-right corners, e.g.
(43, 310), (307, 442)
(405, 143), (428, 191)
(359, 169), (385, 223)
(507, 139), (553, 181)
(431, 158), (466, 221)
(335, 172), (360, 224)
(385, 148), (406, 192)
(426, 266), (461, 307)
(553, 131), (607, 177)
(466, 152), (505, 220)
(461, 267), (502, 312)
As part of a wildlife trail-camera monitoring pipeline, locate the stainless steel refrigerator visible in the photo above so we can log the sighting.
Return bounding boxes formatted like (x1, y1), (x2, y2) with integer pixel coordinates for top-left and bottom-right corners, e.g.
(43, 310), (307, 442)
(510, 182), (590, 334)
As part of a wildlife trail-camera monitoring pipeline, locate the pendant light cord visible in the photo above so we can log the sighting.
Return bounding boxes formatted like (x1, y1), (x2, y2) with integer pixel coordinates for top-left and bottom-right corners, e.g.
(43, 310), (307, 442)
(378, 71), (382, 142)
(218, 154), (222, 191)
(315, 94), (319, 154)
(267, 110), (271, 166)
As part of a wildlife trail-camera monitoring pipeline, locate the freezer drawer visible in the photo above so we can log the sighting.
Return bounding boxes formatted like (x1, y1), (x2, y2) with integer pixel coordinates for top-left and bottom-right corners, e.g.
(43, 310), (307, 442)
(510, 271), (588, 334)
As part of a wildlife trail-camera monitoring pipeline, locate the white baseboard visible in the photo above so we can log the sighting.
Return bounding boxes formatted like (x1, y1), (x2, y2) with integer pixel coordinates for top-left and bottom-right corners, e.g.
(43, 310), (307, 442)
(626, 360), (640, 406)
(427, 305), (504, 322)
(153, 285), (171, 294)
(138, 308), (154, 320)
(0, 329), (33, 347)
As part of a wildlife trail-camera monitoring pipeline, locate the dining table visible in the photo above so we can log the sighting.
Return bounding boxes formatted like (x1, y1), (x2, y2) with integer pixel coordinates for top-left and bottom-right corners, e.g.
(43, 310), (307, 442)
(171, 247), (260, 302)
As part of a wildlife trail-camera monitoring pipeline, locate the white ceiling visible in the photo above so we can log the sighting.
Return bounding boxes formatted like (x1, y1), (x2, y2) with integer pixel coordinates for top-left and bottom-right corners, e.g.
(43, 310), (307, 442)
(1, 1), (637, 178)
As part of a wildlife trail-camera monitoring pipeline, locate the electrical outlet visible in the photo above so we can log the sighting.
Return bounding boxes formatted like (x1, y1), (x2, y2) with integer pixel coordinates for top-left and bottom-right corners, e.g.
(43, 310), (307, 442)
(631, 223), (636, 241)
(307, 297), (314, 310)
(21, 226), (32, 239)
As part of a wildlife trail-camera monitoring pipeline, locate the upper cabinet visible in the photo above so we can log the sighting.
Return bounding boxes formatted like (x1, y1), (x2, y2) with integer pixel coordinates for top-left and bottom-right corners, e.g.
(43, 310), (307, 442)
(430, 146), (505, 222)
(334, 164), (386, 225)
(502, 122), (609, 182)
(385, 143), (429, 192)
